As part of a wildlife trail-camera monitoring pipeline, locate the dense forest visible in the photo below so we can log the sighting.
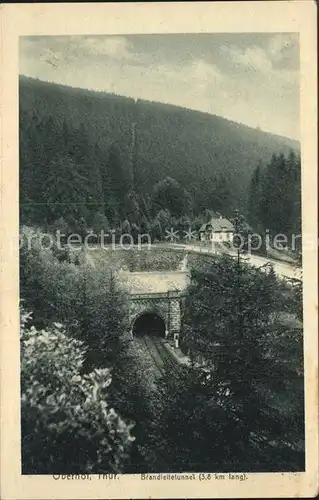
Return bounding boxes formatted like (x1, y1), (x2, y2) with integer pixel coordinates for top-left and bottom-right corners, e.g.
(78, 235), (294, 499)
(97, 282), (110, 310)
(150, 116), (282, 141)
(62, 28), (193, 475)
(248, 151), (301, 247)
(20, 76), (300, 237)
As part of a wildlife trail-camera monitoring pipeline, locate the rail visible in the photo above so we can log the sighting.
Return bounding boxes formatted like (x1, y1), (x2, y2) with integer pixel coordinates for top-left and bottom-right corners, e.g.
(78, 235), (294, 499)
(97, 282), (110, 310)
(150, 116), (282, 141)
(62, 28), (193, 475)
(138, 335), (183, 378)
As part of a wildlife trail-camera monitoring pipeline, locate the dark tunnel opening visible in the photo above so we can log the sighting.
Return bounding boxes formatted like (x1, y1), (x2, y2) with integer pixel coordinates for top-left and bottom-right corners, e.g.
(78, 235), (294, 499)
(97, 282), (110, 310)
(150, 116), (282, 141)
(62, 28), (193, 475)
(132, 312), (166, 337)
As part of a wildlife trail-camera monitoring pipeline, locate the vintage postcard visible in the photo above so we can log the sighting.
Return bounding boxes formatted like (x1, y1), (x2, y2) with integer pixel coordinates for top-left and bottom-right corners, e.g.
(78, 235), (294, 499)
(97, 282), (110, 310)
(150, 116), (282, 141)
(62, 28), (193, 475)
(0, 1), (318, 499)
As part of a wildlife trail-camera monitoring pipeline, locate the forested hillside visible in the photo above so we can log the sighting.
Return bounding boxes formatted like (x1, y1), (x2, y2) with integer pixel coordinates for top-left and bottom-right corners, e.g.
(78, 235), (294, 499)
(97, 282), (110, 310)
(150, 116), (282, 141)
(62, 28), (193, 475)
(19, 75), (299, 228)
(248, 152), (301, 245)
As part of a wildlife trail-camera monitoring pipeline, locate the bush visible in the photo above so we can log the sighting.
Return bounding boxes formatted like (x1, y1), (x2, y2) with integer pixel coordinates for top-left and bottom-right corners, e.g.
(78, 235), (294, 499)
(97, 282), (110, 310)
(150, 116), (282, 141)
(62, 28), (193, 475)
(20, 227), (130, 369)
(21, 310), (135, 474)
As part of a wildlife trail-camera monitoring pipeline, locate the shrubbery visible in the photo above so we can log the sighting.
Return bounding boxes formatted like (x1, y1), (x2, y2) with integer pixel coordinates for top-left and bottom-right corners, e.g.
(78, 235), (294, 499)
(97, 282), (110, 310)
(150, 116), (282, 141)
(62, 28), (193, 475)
(21, 310), (134, 474)
(20, 226), (130, 369)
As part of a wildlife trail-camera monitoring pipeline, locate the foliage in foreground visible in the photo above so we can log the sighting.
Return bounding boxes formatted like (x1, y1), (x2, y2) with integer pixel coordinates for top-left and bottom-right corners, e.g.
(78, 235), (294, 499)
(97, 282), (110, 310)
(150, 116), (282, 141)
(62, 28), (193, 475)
(21, 310), (135, 474)
(155, 366), (249, 472)
(174, 255), (305, 472)
(20, 226), (129, 369)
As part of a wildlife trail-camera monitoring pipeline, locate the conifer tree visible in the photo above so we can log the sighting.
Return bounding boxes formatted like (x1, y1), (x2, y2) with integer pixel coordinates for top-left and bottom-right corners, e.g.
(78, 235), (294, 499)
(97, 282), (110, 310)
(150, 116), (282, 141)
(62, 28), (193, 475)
(181, 255), (304, 471)
(248, 162), (262, 228)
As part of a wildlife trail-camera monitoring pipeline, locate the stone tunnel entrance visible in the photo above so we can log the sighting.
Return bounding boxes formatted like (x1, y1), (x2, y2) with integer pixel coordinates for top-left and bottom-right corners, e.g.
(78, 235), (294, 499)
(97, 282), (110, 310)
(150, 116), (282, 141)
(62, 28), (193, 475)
(132, 312), (166, 337)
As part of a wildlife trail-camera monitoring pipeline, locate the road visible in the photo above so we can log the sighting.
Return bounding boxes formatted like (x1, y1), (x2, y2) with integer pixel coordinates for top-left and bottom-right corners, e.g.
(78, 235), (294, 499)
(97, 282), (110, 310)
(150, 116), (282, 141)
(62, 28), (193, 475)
(169, 243), (302, 281)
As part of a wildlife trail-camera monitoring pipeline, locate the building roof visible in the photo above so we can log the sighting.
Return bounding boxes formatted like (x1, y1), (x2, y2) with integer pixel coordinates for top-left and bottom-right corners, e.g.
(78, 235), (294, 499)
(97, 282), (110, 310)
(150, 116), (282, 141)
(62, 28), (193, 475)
(199, 217), (235, 233)
(118, 270), (190, 295)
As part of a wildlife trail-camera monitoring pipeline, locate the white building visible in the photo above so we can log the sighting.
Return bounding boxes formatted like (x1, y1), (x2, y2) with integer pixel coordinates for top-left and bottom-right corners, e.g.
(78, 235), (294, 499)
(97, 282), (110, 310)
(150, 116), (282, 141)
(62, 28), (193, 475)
(199, 215), (234, 243)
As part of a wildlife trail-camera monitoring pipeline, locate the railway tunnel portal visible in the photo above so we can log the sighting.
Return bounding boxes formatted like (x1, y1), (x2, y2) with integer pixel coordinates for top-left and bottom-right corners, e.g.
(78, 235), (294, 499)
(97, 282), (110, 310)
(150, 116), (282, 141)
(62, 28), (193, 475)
(118, 270), (189, 345)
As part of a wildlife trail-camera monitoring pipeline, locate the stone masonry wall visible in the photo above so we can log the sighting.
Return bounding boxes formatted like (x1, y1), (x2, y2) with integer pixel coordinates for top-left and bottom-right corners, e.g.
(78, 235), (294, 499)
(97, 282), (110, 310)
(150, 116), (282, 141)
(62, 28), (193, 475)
(129, 293), (181, 339)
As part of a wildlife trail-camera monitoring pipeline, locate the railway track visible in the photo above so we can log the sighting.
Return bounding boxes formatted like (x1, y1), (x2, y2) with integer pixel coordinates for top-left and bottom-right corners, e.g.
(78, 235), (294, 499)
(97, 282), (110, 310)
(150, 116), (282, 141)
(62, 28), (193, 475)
(142, 335), (165, 375)
(138, 335), (182, 377)
(152, 337), (181, 374)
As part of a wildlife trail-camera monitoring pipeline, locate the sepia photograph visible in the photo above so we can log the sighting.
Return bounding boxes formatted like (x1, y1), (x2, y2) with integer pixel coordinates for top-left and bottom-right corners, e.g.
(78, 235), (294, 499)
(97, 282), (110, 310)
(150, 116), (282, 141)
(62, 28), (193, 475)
(0, 2), (318, 499)
(19, 30), (304, 474)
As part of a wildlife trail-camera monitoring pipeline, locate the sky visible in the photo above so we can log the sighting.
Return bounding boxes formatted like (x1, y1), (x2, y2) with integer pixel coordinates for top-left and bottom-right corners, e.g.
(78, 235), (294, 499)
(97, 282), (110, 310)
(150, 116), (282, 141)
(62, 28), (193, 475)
(20, 33), (300, 140)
